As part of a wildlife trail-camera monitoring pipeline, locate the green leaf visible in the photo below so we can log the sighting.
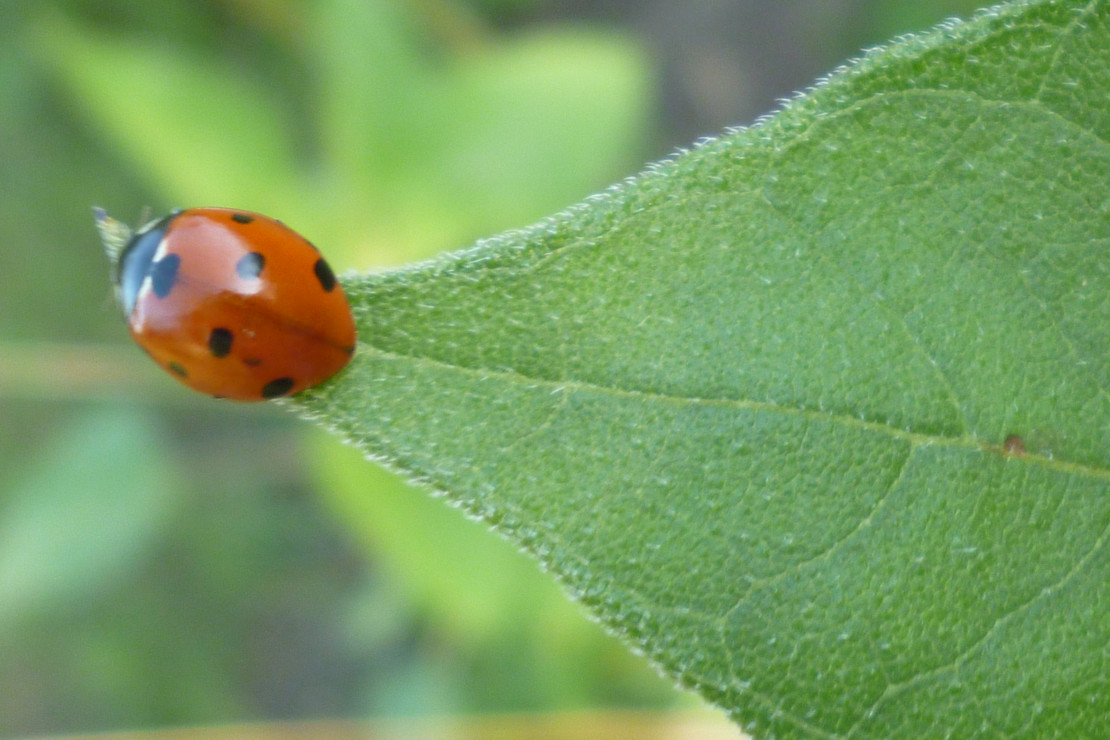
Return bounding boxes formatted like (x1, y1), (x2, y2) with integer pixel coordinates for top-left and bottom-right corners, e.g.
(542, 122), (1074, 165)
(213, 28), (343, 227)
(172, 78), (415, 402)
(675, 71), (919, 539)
(295, 0), (1110, 735)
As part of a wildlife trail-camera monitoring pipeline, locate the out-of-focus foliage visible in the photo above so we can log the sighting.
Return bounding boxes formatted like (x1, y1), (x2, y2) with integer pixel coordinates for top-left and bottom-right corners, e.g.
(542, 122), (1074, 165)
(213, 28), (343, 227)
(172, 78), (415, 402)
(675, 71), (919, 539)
(0, 0), (984, 736)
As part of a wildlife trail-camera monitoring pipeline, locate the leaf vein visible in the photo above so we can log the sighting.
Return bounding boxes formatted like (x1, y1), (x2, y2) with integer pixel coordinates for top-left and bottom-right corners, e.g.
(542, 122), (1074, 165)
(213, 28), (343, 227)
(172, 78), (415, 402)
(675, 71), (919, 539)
(851, 472), (1109, 736)
(351, 341), (1110, 482)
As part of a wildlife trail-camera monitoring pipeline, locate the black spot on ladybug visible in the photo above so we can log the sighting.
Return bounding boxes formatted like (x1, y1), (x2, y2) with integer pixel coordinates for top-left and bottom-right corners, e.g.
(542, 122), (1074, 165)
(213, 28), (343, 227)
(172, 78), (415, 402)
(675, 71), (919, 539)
(208, 328), (234, 358)
(149, 254), (181, 298)
(313, 258), (337, 292)
(231, 213), (254, 224)
(168, 361), (188, 378)
(236, 252), (265, 279)
(262, 377), (295, 399)
(344, 345), (355, 356)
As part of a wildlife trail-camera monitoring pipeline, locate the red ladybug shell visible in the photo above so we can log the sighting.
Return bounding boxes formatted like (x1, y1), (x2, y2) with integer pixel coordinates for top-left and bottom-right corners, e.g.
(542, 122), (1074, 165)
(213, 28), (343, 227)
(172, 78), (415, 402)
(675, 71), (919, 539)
(112, 208), (356, 401)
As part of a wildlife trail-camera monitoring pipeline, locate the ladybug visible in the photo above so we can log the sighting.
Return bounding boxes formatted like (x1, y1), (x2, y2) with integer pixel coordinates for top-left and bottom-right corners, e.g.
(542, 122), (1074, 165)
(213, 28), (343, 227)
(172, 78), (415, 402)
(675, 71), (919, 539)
(96, 207), (356, 401)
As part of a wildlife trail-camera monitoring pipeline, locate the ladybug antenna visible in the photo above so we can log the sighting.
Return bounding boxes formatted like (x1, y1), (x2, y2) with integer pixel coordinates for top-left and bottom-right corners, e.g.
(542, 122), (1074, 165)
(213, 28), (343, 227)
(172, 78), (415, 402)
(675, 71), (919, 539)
(93, 206), (133, 261)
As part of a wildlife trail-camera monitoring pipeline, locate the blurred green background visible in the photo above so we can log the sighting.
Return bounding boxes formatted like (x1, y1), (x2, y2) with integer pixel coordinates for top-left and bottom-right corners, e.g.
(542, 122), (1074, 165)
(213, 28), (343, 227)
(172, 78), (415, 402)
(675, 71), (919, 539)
(0, 0), (983, 736)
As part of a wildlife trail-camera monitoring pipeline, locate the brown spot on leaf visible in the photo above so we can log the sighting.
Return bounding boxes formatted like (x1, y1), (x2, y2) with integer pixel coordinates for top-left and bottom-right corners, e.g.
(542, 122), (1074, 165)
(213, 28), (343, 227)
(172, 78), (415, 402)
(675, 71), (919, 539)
(1002, 435), (1026, 456)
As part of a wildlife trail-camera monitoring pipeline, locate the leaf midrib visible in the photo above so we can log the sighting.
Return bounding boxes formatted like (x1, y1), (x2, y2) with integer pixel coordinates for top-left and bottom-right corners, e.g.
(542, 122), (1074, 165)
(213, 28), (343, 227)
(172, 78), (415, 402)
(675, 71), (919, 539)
(350, 339), (1110, 481)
